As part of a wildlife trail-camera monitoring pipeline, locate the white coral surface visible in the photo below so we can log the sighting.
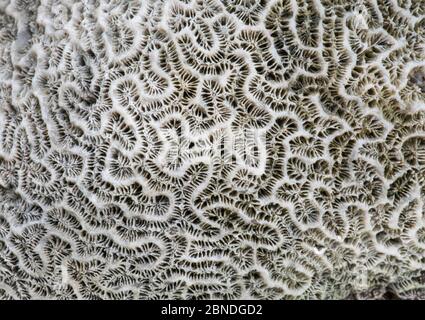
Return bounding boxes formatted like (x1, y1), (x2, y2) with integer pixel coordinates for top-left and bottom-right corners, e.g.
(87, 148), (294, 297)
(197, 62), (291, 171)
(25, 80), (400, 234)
(0, 0), (425, 300)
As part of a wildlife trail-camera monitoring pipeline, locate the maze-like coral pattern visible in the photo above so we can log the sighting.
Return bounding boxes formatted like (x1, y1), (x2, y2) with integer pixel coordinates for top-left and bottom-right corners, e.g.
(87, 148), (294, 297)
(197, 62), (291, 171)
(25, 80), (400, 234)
(0, 0), (425, 300)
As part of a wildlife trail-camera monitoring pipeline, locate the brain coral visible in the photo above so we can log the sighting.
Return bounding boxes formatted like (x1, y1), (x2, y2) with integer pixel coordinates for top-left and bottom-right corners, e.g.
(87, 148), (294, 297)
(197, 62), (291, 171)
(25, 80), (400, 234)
(0, 0), (425, 300)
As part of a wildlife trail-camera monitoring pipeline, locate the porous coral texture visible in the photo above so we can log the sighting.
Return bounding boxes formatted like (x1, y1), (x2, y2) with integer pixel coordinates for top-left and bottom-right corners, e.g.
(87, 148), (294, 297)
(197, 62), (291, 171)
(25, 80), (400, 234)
(0, 0), (425, 300)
